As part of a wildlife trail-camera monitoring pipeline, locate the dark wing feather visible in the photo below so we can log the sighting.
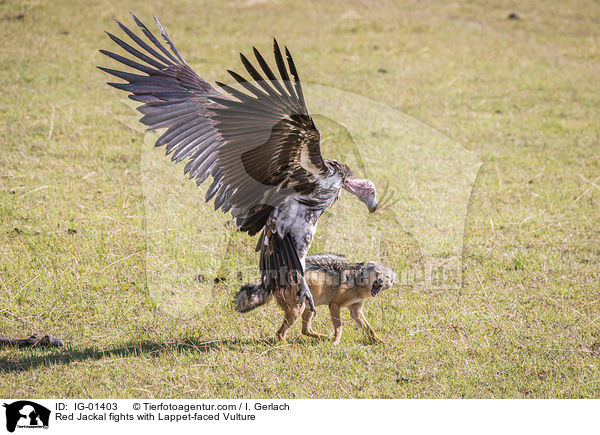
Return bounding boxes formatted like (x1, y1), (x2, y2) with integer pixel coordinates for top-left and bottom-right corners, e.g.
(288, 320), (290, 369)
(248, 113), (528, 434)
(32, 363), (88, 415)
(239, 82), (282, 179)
(260, 231), (303, 293)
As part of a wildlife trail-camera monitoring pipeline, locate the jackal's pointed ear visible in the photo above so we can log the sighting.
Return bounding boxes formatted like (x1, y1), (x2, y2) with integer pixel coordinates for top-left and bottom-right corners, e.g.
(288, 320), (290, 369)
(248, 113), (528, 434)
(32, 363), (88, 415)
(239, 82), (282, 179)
(364, 262), (377, 271)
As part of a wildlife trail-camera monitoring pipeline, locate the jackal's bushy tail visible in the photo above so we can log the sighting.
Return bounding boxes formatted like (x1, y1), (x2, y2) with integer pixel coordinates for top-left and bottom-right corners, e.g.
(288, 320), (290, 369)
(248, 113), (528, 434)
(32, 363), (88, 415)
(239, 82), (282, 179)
(234, 284), (272, 313)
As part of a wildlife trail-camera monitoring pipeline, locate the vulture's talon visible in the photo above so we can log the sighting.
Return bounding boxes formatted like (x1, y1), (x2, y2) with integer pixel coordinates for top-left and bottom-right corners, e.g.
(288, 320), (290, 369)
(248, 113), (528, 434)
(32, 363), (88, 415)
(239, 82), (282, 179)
(299, 286), (316, 313)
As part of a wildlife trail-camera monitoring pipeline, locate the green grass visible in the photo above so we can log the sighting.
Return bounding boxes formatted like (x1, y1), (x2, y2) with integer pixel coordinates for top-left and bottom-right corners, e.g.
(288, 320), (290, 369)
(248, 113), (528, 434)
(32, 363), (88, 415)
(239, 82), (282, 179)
(1, 0), (599, 398)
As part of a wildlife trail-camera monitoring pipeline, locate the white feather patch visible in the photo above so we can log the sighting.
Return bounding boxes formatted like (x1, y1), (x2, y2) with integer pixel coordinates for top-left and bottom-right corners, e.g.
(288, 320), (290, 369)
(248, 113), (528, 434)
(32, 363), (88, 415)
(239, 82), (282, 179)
(299, 143), (321, 177)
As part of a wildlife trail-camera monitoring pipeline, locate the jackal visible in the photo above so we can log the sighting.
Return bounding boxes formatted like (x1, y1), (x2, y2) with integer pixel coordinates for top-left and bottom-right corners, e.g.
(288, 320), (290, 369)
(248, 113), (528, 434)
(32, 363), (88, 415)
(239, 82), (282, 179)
(235, 254), (395, 344)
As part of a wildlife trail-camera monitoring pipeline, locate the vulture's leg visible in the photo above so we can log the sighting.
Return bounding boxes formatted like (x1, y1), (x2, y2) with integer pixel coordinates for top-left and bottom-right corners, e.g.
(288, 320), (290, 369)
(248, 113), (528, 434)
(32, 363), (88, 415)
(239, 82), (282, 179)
(296, 250), (316, 312)
(298, 276), (316, 312)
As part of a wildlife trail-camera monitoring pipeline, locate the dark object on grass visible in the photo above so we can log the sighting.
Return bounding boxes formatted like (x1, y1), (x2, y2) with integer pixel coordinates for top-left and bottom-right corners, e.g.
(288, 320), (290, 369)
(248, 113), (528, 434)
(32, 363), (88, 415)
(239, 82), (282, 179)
(99, 15), (379, 312)
(0, 334), (64, 348)
(2, 13), (25, 22)
(507, 12), (520, 20)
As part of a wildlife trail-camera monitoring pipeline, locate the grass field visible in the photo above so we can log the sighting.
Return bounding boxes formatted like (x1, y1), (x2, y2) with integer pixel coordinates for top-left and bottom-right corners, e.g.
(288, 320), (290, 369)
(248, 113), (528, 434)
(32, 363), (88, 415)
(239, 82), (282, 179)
(1, 0), (599, 398)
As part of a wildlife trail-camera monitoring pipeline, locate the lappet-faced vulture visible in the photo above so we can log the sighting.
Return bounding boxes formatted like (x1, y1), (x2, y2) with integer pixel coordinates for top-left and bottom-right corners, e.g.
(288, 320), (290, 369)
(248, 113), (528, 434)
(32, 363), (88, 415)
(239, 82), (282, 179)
(99, 15), (378, 311)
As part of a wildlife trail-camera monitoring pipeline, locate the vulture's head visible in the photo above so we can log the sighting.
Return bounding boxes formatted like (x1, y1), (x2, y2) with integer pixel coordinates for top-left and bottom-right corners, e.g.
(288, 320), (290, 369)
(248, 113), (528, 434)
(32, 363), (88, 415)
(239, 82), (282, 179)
(343, 177), (378, 213)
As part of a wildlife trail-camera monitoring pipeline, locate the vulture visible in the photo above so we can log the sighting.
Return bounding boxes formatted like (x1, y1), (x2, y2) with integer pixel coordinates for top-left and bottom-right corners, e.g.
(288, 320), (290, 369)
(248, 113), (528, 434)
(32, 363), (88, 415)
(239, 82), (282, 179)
(99, 15), (378, 311)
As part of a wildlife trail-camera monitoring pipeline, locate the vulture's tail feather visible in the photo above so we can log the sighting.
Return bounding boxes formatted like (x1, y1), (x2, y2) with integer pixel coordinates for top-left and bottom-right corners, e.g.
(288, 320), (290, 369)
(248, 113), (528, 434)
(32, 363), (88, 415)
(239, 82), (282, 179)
(234, 283), (272, 313)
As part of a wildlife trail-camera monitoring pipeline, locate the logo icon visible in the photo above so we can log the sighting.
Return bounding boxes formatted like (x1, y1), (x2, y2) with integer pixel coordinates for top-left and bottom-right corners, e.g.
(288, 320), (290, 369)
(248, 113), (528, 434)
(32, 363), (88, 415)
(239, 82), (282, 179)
(3, 401), (50, 433)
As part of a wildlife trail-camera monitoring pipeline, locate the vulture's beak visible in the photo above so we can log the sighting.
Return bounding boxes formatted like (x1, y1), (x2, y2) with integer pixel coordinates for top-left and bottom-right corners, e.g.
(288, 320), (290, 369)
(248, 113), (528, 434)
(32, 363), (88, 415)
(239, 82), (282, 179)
(367, 197), (378, 213)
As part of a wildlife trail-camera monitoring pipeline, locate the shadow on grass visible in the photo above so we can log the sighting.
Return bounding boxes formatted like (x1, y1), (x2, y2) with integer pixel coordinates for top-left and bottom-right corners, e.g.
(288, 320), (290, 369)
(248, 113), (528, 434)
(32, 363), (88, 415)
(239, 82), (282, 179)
(0, 335), (312, 373)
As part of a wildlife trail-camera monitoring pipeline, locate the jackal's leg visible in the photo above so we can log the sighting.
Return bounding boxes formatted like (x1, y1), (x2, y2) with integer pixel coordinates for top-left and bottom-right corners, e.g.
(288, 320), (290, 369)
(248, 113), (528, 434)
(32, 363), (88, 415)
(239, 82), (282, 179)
(329, 303), (343, 345)
(301, 309), (328, 339)
(276, 304), (302, 343)
(349, 303), (383, 343)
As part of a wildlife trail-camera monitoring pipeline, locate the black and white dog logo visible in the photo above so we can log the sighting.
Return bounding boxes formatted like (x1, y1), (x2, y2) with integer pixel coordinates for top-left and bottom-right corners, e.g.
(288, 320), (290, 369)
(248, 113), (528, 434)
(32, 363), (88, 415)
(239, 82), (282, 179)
(3, 401), (50, 433)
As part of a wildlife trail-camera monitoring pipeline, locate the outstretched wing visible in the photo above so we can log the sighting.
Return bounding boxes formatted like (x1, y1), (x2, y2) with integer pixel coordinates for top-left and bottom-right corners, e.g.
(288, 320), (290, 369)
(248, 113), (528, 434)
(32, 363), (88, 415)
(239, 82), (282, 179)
(99, 15), (330, 236)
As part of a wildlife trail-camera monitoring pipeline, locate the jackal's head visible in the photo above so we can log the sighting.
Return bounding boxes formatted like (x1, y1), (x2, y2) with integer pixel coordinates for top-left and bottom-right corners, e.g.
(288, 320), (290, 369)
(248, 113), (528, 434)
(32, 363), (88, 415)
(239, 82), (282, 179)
(359, 262), (395, 297)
